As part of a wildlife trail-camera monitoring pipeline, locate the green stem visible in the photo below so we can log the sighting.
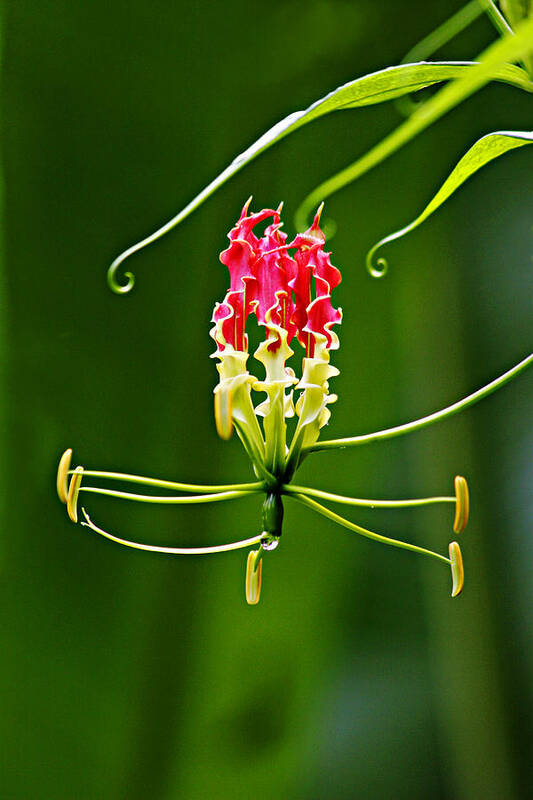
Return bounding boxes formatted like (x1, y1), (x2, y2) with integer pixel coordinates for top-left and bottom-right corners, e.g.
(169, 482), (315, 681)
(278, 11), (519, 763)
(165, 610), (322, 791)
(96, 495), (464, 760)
(69, 469), (263, 494)
(284, 484), (454, 508)
(305, 352), (533, 453)
(401, 1), (484, 66)
(480, 0), (515, 38)
(80, 508), (263, 555)
(396, 2), (486, 116)
(290, 493), (450, 565)
(79, 487), (260, 504)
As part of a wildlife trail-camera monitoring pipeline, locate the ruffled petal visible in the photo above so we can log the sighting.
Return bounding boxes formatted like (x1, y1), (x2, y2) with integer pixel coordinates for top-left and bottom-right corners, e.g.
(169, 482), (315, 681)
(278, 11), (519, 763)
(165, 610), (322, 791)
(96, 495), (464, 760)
(303, 295), (342, 356)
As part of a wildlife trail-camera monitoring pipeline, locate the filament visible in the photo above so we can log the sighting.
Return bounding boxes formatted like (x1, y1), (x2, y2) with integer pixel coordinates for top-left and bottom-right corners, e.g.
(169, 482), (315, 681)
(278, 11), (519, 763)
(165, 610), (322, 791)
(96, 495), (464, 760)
(68, 469), (262, 494)
(79, 487), (260, 504)
(284, 484), (455, 508)
(80, 508), (263, 555)
(291, 493), (450, 565)
(306, 352), (533, 452)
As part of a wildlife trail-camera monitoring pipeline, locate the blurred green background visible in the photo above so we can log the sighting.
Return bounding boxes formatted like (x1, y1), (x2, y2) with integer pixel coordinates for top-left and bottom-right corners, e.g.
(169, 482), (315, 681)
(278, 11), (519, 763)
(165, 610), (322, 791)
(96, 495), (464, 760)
(2, 1), (532, 798)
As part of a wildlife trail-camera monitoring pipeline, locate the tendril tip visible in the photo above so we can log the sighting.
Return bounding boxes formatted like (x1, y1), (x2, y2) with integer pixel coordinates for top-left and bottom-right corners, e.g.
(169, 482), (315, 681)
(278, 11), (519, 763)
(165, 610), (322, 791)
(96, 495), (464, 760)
(107, 259), (135, 295)
(366, 245), (389, 278)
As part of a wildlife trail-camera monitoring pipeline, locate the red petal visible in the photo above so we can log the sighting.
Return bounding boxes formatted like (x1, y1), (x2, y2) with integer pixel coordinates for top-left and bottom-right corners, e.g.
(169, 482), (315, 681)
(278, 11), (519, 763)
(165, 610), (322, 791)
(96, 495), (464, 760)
(211, 290), (248, 351)
(303, 295), (342, 356)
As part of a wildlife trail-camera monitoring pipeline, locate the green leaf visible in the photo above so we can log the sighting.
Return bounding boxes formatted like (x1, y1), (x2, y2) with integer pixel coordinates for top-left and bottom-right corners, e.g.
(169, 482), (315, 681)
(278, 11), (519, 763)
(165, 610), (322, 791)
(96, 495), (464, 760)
(107, 59), (533, 293)
(366, 130), (533, 277)
(294, 16), (533, 230)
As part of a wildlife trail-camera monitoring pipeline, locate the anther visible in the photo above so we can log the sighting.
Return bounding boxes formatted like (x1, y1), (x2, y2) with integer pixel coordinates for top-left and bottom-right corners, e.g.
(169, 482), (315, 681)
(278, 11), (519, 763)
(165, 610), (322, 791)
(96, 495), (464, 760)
(214, 386), (233, 440)
(67, 466), (84, 523)
(449, 541), (464, 597)
(245, 549), (262, 605)
(453, 475), (469, 533)
(56, 448), (73, 504)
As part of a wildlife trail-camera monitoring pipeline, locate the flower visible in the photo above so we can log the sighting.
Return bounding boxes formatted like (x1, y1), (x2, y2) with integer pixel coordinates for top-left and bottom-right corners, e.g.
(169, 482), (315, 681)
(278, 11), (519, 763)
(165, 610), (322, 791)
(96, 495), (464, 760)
(210, 199), (342, 480)
(57, 200), (533, 605)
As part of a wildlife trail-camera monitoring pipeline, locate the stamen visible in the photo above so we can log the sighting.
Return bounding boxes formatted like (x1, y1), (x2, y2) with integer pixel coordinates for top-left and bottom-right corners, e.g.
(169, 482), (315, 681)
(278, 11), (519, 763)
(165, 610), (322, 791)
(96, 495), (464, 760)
(67, 466), (84, 523)
(284, 484), (455, 508)
(245, 549), (263, 604)
(449, 541), (464, 597)
(80, 508), (263, 555)
(56, 448), (73, 503)
(79, 486), (259, 504)
(291, 492), (450, 565)
(307, 352), (533, 452)
(214, 385), (233, 440)
(453, 475), (469, 533)
(68, 469), (262, 494)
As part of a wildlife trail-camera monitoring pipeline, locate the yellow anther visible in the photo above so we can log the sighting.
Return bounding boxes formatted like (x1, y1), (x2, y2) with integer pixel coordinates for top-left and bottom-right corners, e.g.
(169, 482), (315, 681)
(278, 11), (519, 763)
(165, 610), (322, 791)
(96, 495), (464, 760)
(56, 448), (73, 503)
(245, 549), (262, 605)
(449, 541), (464, 597)
(214, 386), (233, 440)
(67, 466), (84, 523)
(453, 475), (470, 533)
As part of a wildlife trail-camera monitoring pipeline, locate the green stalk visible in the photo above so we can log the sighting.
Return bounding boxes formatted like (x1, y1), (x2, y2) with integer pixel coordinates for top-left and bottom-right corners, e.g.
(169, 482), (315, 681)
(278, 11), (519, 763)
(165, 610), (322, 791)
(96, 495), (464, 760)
(290, 493), (450, 565)
(305, 352), (533, 453)
(284, 484), (455, 508)
(481, 0), (515, 38)
(396, 1), (486, 116)
(80, 509), (263, 555)
(401, 1), (484, 65)
(69, 469), (263, 494)
(79, 487), (261, 504)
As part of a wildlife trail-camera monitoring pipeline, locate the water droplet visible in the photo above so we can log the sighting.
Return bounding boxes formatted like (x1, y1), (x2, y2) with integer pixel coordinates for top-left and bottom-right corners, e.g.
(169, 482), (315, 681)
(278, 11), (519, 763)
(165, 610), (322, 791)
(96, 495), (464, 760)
(261, 535), (279, 552)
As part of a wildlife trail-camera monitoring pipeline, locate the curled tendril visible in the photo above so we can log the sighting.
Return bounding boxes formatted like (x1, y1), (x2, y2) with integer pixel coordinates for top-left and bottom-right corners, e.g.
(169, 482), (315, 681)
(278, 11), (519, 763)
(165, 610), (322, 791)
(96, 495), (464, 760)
(107, 253), (136, 294)
(365, 223), (413, 279)
(366, 245), (389, 279)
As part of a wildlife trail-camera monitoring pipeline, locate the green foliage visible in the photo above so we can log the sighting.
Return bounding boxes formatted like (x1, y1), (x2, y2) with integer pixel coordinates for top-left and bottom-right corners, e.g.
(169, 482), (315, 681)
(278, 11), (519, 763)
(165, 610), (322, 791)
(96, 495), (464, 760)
(295, 17), (533, 227)
(108, 13), (533, 292)
(366, 129), (533, 276)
